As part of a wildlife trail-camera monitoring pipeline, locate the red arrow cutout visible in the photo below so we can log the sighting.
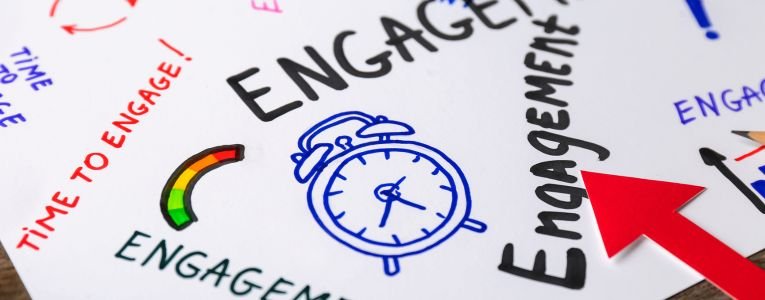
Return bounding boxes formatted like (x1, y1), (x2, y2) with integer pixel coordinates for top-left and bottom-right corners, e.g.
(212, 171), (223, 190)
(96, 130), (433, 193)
(126, 0), (138, 7)
(62, 16), (127, 35)
(581, 171), (765, 300)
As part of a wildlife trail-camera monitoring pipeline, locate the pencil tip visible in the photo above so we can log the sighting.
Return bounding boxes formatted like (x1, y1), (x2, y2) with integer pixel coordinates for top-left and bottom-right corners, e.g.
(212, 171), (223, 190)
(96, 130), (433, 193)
(732, 130), (750, 139)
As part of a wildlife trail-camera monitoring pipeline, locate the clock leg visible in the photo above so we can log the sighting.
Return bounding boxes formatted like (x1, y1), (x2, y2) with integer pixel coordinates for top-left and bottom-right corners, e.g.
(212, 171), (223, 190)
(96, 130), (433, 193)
(461, 218), (488, 233)
(382, 256), (401, 276)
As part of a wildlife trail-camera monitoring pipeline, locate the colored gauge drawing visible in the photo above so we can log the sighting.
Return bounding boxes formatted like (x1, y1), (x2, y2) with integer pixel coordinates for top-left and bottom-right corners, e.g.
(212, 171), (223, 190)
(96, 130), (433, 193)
(160, 144), (245, 230)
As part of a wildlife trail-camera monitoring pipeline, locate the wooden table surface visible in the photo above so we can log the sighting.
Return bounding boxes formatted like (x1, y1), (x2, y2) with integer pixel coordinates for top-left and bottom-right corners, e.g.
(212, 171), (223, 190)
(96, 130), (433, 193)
(1, 242), (763, 299)
(0, 243), (30, 300)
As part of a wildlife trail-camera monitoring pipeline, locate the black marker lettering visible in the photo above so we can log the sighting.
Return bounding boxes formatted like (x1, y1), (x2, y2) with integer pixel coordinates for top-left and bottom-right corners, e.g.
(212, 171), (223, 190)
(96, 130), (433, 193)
(141, 240), (184, 270)
(278, 47), (349, 100)
(536, 211), (582, 240)
(334, 31), (393, 78)
(382, 17), (438, 62)
(175, 251), (208, 278)
(532, 15), (580, 36)
(200, 259), (232, 287)
(524, 75), (572, 107)
(535, 183), (587, 209)
(526, 107), (570, 130)
(498, 244), (586, 289)
(528, 130), (610, 161)
(530, 37), (577, 58)
(418, 0), (475, 41)
(467, 0), (517, 29)
(530, 160), (577, 183)
(115, 230), (151, 262)
(227, 67), (303, 122)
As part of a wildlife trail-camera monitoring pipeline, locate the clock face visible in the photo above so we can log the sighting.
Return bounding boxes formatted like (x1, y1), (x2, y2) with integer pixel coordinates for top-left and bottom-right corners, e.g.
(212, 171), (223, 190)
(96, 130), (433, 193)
(324, 148), (458, 247)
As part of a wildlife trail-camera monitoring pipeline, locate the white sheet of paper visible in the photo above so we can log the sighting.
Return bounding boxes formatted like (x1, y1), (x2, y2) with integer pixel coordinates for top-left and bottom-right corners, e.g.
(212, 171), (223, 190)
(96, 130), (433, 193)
(2, 0), (765, 299)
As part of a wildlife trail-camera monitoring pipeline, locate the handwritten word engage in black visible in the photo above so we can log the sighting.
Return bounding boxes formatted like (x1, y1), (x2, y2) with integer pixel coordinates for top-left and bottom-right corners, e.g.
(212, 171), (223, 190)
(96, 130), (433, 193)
(227, 0), (527, 122)
(116, 230), (349, 300)
(496, 14), (610, 290)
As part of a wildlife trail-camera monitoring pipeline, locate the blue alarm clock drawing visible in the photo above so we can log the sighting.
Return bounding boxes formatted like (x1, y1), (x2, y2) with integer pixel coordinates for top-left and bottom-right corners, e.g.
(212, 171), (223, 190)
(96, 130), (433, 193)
(291, 111), (487, 276)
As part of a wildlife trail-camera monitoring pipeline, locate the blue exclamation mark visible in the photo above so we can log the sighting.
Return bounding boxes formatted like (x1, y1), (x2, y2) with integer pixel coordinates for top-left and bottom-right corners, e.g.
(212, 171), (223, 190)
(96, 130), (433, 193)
(686, 0), (719, 40)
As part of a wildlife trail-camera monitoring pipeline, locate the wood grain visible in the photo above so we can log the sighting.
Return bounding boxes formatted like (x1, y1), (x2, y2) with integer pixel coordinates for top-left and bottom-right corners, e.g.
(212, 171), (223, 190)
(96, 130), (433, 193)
(0, 243), (30, 300)
(668, 248), (765, 300)
(0, 243), (763, 299)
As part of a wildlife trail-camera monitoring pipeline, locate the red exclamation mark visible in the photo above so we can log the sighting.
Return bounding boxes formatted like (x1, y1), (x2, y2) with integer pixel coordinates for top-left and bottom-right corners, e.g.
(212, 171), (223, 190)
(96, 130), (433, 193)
(159, 39), (192, 61)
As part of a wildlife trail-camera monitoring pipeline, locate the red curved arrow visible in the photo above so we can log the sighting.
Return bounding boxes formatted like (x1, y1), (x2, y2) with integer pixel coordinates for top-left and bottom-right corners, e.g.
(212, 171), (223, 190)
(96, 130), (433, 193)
(50, 0), (61, 17)
(51, 0), (136, 18)
(62, 16), (127, 35)
(581, 171), (765, 300)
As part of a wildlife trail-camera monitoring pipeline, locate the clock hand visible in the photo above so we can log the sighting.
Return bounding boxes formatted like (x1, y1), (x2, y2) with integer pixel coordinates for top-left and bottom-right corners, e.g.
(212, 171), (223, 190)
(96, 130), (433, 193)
(393, 176), (407, 187)
(376, 176), (410, 228)
(379, 197), (394, 227)
(395, 196), (426, 210)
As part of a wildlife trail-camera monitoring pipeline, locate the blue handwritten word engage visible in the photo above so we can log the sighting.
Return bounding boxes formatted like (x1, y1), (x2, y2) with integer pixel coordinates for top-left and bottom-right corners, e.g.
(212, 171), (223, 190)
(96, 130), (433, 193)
(673, 77), (765, 125)
(0, 93), (26, 128)
(3, 47), (53, 92)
